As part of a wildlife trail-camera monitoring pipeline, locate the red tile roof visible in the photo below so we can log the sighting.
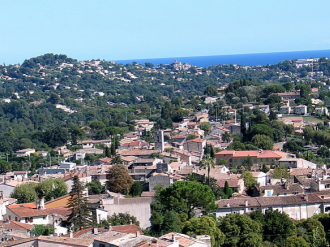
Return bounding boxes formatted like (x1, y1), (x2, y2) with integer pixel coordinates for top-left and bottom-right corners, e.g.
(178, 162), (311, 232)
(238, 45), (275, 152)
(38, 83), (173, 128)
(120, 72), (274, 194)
(7, 204), (71, 219)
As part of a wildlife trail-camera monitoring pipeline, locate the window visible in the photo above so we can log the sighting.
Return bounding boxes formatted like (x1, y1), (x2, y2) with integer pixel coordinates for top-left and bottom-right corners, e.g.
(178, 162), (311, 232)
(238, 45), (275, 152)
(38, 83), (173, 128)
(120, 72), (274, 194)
(284, 193), (287, 196)
(15, 217), (17, 221)
(25, 218), (28, 223)
(30, 217), (33, 223)
(99, 244), (106, 247)
(8, 216), (11, 220)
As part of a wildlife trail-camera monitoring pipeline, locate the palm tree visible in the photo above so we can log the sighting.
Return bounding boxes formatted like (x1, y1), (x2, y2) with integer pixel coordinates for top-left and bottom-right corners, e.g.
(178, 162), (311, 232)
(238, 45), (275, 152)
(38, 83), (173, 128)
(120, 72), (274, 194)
(222, 132), (231, 143)
(199, 153), (216, 187)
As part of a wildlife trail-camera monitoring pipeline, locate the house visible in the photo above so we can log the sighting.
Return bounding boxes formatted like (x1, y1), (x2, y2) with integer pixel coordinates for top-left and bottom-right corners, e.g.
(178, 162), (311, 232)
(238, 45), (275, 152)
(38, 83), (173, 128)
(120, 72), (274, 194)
(0, 220), (34, 239)
(5, 202), (70, 236)
(294, 105), (308, 115)
(253, 182), (304, 197)
(195, 112), (209, 123)
(280, 106), (291, 114)
(77, 139), (111, 149)
(0, 236), (93, 247)
(120, 150), (161, 159)
(315, 107), (329, 116)
(131, 158), (162, 167)
(251, 172), (268, 186)
(279, 116), (304, 129)
(258, 105), (270, 114)
(135, 119), (155, 132)
(216, 150), (293, 167)
(217, 179), (245, 194)
(171, 150), (192, 166)
(11, 171), (28, 181)
(15, 148), (35, 157)
(93, 229), (156, 247)
(148, 174), (173, 192)
(277, 91), (300, 102)
(214, 193), (330, 220)
(97, 196), (152, 228)
(184, 138), (206, 153)
(277, 157), (317, 169)
(161, 232), (210, 247)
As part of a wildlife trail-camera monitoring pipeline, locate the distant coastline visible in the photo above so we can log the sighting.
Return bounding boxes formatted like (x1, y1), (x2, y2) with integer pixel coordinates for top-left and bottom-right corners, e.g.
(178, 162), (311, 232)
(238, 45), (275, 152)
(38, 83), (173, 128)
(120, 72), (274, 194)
(114, 49), (330, 67)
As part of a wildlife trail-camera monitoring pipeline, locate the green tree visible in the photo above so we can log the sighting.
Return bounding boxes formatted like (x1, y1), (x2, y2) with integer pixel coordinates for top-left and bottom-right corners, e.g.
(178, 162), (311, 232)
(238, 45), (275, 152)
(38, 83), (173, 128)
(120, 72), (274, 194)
(240, 171), (257, 189)
(200, 154), (216, 187)
(106, 164), (133, 194)
(260, 209), (296, 246)
(110, 155), (123, 165)
(162, 210), (182, 234)
(222, 132), (231, 143)
(67, 175), (93, 231)
(295, 218), (327, 247)
(42, 126), (69, 148)
(0, 160), (12, 174)
(283, 82), (294, 91)
(10, 182), (38, 203)
(32, 225), (53, 236)
(218, 213), (263, 247)
(314, 213), (330, 243)
(242, 155), (253, 171)
(252, 134), (274, 150)
(86, 179), (105, 195)
(271, 165), (290, 179)
(131, 181), (143, 197)
(284, 236), (309, 247)
(108, 213), (139, 226)
(37, 178), (68, 201)
(224, 181), (233, 198)
(204, 85), (218, 97)
(157, 181), (217, 219)
(200, 122), (212, 135)
(105, 146), (111, 158)
(183, 216), (225, 247)
(251, 124), (274, 139)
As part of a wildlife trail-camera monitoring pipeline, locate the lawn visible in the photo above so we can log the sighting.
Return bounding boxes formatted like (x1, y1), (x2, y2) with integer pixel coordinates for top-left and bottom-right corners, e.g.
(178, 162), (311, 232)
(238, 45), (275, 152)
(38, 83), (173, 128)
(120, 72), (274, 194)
(302, 116), (324, 124)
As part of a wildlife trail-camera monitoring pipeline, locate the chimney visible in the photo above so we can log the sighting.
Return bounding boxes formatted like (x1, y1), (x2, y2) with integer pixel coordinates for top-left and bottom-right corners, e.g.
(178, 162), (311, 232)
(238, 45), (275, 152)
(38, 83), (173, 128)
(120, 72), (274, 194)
(172, 234), (176, 241)
(39, 198), (45, 209)
(304, 195), (308, 202)
(93, 228), (98, 234)
(136, 231), (140, 237)
(130, 219), (133, 225)
(245, 200), (248, 207)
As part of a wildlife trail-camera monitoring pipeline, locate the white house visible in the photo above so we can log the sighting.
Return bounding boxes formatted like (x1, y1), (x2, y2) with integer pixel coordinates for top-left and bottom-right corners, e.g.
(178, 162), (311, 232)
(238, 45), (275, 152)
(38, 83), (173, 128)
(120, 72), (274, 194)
(251, 172), (268, 186)
(15, 148), (35, 157)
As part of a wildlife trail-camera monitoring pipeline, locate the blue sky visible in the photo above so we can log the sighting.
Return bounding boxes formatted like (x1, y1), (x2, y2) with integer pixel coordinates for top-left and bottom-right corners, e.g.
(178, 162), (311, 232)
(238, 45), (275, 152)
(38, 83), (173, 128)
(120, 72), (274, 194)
(1, 0), (330, 64)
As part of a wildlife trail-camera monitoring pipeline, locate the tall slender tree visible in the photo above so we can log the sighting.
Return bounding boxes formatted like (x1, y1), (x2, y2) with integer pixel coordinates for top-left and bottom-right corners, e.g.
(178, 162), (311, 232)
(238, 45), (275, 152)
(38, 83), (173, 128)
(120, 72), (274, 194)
(67, 176), (93, 231)
(200, 154), (216, 187)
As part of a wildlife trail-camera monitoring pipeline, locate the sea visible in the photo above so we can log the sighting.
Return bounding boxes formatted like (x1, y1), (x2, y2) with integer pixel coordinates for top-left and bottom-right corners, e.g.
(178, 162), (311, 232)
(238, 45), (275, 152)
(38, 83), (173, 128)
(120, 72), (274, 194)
(114, 49), (330, 68)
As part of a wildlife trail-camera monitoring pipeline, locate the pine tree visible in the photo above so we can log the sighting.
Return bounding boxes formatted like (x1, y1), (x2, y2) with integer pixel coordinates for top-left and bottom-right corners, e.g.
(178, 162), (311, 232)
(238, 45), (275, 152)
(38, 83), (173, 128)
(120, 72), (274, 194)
(67, 176), (93, 231)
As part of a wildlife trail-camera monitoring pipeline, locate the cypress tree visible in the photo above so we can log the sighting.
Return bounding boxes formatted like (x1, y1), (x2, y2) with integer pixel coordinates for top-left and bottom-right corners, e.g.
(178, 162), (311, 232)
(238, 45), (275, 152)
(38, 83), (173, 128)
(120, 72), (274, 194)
(67, 176), (93, 231)
(105, 146), (111, 157)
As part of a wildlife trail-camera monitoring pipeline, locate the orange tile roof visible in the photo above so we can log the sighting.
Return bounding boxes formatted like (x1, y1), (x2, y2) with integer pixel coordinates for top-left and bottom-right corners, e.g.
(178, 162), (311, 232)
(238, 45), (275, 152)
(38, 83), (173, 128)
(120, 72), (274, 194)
(7, 204), (71, 219)
(233, 151), (259, 157)
(216, 150), (234, 155)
